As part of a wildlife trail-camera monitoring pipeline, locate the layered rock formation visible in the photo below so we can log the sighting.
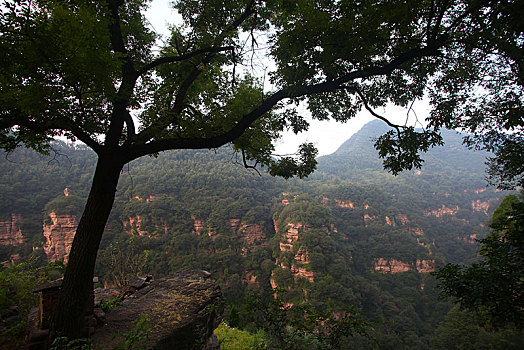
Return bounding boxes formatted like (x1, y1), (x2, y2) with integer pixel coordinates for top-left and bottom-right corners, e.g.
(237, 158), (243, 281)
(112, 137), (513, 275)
(472, 200), (490, 215)
(335, 199), (354, 208)
(278, 222), (301, 252)
(92, 270), (223, 350)
(374, 258), (435, 273)
(43, 211), (77, 263)
(424, 205), (459, 218)
(374, 258), (412, 273)
(273, 222), (315, 285)
(0, 214), (24, 246)
(123, 215), (168, 237)
(239, 223), (265, 254)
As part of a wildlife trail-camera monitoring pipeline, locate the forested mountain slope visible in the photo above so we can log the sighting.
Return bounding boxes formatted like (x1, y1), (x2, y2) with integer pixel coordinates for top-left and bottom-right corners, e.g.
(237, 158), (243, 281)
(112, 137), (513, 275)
(0, 121), (516, 349)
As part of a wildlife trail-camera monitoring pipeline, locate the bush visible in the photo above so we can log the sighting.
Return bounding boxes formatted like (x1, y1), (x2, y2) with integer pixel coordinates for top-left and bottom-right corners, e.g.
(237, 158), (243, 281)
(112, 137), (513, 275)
(214, 323), (266, 350)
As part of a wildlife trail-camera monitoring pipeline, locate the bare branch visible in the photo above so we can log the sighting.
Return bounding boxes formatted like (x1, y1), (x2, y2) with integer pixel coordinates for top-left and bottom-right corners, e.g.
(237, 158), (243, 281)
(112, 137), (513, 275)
(241, 148), (261, 176)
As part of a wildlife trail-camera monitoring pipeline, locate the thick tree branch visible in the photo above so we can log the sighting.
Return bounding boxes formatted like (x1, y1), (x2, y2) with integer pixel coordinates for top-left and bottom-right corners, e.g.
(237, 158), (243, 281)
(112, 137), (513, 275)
(127, 39), (447, 161)
(136, 46), (235, 76)
(105, 0), (138, 148)
(169, 0), (256, 114)
(122, 110), (136, 142)
(128, 38), (448, 161)
(137, 1), (257, 144)
(0, 114), (103, 154)
(430, 0), (450, 41)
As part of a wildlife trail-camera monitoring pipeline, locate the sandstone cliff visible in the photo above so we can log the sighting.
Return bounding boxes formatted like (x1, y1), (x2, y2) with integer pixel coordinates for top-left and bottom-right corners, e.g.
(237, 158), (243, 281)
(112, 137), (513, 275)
(123, 215), (168, 237)
(0, 214), (24, 246)
(374, 258), (435, 273)
(273, 222), (315, 285)
(43, 211), (77, 263)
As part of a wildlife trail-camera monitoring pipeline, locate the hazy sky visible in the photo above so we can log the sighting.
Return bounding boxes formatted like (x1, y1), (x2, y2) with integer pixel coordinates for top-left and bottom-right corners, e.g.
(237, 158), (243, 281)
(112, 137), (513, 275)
(144, 1), (429, 156)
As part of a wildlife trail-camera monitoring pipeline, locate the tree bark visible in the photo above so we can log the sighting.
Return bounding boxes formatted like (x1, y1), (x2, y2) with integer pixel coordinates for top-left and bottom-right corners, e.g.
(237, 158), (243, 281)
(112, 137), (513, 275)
(51, 154), (124, 339)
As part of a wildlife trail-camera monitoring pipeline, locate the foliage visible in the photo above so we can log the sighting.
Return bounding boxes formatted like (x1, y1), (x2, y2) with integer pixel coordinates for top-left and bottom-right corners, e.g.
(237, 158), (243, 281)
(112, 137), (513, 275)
(0, 122), (511, 347)
(430, 306), (524, 350)
(104, 236), (149, 289)
(0, 260), (65, 346)
(112, 313), (151, 350)
(434, 195), (524, 327)
(49, 337), (92, 350)
(214, 323), (266, 350)
(44, 194), (87, 220)
(2, 0), (522, 339)
(236, 291), (371, 350)
(97, 296), (122, 314)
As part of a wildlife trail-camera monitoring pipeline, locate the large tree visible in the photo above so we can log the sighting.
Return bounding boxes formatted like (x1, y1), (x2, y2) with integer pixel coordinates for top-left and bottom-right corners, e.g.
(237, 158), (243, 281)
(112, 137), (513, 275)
(0, 0), (522, 339)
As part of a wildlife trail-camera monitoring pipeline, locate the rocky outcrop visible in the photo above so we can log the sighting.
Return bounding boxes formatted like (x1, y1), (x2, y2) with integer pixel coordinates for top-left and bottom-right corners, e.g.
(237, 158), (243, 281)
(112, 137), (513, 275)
(374, 258), (435, 273)
(193, 218), (204, 234)
(416, 259), (435, 273)
(239, 224), (265, 254)
(132, 194), (162, 202)
(43, 211), (77, 263)
(461, 233), (479, 244)
(424, 205), (459, 218)
(191, 218), (218, 238)
(123, 215), (168, 237)
(279, 222), (302, 252)
(92, 270), (223, 350)
(408, 227), (425, 236)
(472, 200), (490, 215)
(363, 214), (375, 222)
(0, 214), (24, 246)
(292, 249), (314, 282)
(335, 199), (354, 208)
(229, 219), (241, 233)
(374, 258), (411, 273)
(242, 270), (258, 285)
(123, 215), (145, 235)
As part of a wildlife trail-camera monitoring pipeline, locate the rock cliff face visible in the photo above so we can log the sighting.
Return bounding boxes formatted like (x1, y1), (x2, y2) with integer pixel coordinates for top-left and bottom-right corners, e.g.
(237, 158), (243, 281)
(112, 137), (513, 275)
(292, 249), (314, 282)
(123, 215), (168, 237)
(43, 211), (77, 263)
(335, 199), (354, 208)
(239, 224), (265, 254)
(0, 214), (24, 246)
(472, 200), (490, 215)
(374, 258), (435, 273)
(279, 222), (302, 252)
(424, 205), (459, 218)
(272, 222), (315, 286)
(374, 258), (411, 273)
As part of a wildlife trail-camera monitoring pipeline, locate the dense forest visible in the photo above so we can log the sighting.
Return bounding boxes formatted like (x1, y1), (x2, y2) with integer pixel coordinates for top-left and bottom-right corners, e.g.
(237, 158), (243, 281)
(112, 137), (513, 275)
(1, 121), (522, 349)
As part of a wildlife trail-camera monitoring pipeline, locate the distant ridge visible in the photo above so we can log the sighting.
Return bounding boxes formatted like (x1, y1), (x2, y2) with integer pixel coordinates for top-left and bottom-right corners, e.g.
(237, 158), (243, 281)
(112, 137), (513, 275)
(314, 120), (490, 189)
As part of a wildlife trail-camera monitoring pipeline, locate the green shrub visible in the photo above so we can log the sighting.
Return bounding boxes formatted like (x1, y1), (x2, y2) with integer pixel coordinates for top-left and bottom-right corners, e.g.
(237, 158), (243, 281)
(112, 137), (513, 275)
(214, 323), (266, 350)
(0, 260), (65, 347)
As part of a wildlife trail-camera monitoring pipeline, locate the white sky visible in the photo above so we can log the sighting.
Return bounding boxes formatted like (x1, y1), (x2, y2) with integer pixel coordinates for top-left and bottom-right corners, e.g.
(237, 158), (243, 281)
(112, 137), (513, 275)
(145, 1), (429, 156)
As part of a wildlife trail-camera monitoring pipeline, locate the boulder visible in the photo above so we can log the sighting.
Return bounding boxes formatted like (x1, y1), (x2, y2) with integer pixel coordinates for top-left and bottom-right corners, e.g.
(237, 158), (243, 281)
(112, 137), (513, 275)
(92, 270), (223, 350)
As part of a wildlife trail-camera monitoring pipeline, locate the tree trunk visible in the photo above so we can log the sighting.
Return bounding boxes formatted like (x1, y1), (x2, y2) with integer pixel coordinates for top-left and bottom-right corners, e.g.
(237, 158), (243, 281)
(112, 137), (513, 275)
(51, 154), (124, 339)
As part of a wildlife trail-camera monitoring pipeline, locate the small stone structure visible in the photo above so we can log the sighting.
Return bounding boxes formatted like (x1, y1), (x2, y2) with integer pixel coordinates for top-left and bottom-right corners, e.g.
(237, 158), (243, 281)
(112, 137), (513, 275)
(27, 277), (98, 349)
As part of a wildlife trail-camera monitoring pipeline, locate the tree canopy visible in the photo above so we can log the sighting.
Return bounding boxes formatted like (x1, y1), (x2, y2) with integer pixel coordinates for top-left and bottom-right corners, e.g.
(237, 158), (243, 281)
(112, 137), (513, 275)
(0, 0), (523, 340)
(434, 194), (524, 327)
(1, 0), (522, 184)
